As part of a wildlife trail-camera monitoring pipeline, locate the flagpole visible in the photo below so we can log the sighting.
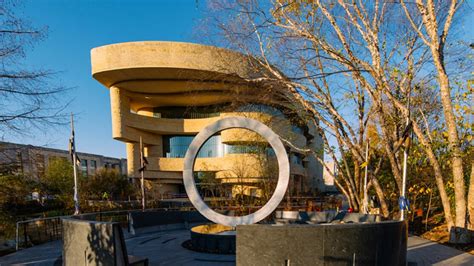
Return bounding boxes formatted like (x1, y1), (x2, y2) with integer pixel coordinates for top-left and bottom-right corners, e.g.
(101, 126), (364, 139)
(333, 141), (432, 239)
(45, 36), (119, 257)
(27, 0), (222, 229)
(140, 136), (146, 211)
(71, 113), (80, 215)
(401, 121), (409, 221)
(363, 141), (369, 214)
(401, 89), (412, 221)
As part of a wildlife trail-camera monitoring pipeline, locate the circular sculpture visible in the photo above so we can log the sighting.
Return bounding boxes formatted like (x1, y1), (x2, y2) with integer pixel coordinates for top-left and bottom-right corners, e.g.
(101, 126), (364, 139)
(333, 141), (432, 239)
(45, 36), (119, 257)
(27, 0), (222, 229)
(183, 117), (290, 227)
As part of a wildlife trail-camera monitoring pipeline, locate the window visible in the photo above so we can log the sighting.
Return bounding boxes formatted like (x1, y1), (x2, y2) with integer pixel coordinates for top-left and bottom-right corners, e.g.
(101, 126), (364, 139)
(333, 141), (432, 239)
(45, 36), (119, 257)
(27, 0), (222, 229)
(290, 153), (304, 165)
(16, 152), (23, 173)
(224, 144), (275, 156)
(81, 160), (88, 176)
(35, 153), (45, 178)
(90, 160), (97, 174)
(162, 135), (224, 158)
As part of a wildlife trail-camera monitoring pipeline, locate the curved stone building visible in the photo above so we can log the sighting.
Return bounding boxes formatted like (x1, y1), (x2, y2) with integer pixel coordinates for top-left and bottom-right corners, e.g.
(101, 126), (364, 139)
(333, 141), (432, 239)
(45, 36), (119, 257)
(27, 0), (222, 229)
(91, 41), (324, 200)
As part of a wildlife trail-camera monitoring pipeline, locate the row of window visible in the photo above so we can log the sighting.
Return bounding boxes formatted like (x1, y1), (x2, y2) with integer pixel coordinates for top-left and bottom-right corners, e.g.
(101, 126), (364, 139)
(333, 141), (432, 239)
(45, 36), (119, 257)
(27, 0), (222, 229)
(153, 104), (288, 118)
(80, 159), (120, 175)
(45, 156), (120, 176)
(163, 134), (275, 158)
(153, 106), (221, 119)
(162, 134), (304, 165)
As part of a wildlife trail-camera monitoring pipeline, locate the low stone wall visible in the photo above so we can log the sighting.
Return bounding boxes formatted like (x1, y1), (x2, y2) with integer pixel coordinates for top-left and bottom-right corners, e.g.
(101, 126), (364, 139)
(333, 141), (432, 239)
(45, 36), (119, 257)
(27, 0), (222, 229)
(237, 220), (407, 266)
(128, 210), (208, 235)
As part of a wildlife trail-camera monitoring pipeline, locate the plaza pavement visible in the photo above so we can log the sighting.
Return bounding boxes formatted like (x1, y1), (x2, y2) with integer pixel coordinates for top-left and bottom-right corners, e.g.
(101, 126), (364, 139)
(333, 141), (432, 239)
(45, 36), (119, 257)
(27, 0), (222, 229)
(0, 231), (472, 265)
(407, 235), (473, 266)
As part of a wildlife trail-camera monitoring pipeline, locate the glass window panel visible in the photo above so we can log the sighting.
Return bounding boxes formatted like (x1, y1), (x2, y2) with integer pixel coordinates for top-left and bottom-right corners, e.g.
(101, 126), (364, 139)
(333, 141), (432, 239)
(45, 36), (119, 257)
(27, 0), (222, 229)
(163, 135), (224, 158)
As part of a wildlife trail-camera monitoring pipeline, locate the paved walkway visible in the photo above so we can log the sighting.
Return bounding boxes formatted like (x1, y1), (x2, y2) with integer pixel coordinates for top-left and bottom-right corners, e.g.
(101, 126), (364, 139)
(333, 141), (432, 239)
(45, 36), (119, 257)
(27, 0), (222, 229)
(407, 236), (473, 266)
(1, 233), (472, 265)
(0, 229), (234, 266)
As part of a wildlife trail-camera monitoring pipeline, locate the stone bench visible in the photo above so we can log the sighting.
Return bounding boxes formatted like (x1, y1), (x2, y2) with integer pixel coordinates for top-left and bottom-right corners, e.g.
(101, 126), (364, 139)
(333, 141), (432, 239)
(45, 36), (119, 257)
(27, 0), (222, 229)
(62, 218), (148, 266)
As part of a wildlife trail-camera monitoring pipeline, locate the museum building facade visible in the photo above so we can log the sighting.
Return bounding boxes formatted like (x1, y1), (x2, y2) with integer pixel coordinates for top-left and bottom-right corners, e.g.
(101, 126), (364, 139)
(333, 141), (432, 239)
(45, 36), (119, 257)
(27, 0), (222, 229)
(91, 41), (324, 198)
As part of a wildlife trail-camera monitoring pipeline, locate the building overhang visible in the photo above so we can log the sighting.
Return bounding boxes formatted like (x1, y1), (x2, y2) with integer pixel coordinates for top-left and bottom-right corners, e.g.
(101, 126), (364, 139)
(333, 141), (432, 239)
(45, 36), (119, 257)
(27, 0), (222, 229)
(91, 41), (271, 89)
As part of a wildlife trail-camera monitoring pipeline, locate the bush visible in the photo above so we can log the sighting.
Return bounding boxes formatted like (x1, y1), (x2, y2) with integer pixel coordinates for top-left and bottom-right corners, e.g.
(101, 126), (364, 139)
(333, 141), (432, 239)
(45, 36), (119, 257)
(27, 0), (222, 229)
(42, 157), (77, 210)
(82, 168), (136, 201)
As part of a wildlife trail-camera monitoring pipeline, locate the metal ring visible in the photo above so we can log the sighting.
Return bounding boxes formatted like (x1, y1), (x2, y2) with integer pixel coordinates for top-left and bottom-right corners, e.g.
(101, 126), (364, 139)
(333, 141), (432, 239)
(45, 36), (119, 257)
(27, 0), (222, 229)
(183, 117), (290, 227)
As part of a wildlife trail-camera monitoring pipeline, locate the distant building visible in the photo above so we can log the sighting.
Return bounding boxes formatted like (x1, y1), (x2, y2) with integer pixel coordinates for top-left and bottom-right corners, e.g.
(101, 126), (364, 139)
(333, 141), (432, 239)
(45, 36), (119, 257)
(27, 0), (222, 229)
(0, 141), (127, 179)
(322, 161), (339, 193)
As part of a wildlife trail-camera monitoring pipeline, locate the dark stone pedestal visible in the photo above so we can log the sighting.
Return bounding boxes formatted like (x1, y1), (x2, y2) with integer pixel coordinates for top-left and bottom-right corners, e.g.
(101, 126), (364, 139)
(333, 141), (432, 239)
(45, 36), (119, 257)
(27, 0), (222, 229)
(237, 221), (407, 266)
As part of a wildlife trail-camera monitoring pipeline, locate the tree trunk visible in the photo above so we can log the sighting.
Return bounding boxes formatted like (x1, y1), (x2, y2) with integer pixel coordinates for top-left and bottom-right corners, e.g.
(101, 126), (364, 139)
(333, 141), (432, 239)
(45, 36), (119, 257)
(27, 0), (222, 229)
(347, 185), (360, 212)
(431, 49), (467, 243)
(438, 66), (466, 224)
(334, 181), (353, 210)
(354, 160), (361, 199)
(382, 140), (403, 194)
(370, 178), (390, 218)
(468, 161), (474, 230)
(378, 115), (403, 193)
(411, 122), (454, 229)
(425, 188), (433, 232)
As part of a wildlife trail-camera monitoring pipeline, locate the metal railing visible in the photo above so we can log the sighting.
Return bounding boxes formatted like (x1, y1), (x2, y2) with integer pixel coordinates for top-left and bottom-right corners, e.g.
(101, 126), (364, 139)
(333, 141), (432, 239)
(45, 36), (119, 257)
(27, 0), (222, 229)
(13, 197), (338, 251)
(15, 215), (66, 251)
(14, 208), (175, 251)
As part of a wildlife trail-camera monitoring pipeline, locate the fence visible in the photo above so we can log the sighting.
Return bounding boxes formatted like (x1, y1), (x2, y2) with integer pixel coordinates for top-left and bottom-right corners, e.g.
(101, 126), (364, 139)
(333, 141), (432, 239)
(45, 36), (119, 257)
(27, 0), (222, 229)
(14, 208), (175, 251)
(14, 196), (338, 251)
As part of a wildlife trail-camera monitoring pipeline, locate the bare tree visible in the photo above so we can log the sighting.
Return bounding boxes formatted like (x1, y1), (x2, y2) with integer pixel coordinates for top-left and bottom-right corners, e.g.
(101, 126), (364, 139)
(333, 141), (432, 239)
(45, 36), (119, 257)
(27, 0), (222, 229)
(202, 0), (400, 216)
(202, 0), (471, 242)
(0, 1), (69, 136)
(400, 0), (469, 242)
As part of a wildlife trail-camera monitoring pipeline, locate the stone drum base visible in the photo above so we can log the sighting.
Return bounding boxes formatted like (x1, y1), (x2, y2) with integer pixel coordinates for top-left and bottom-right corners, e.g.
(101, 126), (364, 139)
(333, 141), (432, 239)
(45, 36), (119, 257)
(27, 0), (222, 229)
(183, 224), (236, 254)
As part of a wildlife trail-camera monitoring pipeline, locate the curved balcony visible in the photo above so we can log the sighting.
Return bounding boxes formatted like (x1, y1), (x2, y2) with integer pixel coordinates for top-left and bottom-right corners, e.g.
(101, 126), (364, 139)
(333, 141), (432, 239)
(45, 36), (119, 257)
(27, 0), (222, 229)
(125, 111), (307, 148)
(127, 113), (220, 135)
(150, 154), (266, 173)
(146, 154), (305, 181)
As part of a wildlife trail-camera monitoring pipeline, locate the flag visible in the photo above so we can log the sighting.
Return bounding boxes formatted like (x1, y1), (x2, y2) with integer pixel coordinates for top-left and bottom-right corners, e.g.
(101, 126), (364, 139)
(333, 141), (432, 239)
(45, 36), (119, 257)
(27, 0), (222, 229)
(69, 113), (81, 215)
(138, 137), (148, 173)
(68, 117), (81, 166)
(401, 120), (413, 140)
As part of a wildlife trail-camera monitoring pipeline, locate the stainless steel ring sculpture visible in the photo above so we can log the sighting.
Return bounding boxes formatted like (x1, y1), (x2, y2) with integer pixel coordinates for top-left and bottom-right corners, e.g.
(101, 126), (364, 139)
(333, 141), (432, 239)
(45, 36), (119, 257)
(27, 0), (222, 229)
(183, 117), (290, 227)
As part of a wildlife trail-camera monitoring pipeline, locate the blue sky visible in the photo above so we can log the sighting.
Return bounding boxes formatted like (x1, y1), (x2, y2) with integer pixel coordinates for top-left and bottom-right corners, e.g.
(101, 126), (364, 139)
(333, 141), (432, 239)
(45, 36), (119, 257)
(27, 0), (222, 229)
(5, 0), (203, 158)
(4, 1), (473, 159)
